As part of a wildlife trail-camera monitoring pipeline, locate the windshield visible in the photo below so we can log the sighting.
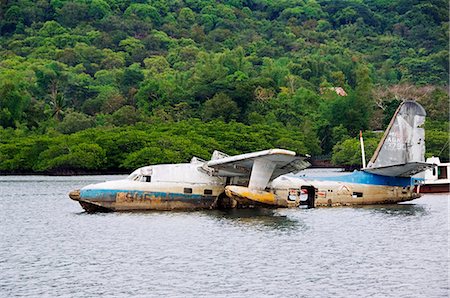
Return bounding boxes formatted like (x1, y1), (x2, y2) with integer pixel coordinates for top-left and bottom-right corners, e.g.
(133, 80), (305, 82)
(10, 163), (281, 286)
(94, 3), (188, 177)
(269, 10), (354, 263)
(127, 167), (153, 182)
(127, 169), (140, 180)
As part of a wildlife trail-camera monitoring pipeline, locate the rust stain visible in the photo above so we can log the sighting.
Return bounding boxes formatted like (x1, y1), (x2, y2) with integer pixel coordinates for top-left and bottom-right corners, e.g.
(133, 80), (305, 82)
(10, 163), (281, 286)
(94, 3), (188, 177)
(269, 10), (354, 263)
(225, 186), (279, 206)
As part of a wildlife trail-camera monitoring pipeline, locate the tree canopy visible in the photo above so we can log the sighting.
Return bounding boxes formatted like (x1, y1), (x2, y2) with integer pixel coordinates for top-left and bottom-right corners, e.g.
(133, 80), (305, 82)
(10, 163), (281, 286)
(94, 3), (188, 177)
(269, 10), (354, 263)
(0, 0), (448, 173)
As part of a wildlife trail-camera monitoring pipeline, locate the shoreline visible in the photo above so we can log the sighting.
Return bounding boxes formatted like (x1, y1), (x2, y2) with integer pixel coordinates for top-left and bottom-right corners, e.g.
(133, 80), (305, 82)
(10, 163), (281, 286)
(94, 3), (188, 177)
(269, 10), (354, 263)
(0, 169), (130, 176)
(0, 166), (345, 176)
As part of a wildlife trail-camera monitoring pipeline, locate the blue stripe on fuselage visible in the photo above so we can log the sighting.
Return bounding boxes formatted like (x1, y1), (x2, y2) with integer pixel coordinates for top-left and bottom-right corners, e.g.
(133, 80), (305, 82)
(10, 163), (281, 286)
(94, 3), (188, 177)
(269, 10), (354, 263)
(304, 171), (421, 187)
(80, 189), (204, 201)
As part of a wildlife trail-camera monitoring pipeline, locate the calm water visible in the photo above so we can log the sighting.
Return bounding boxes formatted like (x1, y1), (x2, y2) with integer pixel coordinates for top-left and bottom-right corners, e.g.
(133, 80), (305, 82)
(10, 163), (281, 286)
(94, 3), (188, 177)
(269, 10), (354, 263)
(0, 172), (449, 297)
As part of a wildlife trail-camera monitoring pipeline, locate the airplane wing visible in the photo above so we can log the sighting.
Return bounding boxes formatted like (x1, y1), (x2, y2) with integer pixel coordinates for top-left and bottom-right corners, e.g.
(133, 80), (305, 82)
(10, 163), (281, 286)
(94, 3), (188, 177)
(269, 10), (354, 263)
(206, 149), (310, 190)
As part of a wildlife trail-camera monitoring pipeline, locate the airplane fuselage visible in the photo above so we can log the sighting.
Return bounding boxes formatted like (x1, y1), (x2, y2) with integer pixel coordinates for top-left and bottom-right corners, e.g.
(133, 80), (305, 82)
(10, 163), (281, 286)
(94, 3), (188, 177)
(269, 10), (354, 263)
(70, 180), (225, 212)
(268, 172), (420, 207)
(69, 162), (228, 212)
(70, 167), (420, 212)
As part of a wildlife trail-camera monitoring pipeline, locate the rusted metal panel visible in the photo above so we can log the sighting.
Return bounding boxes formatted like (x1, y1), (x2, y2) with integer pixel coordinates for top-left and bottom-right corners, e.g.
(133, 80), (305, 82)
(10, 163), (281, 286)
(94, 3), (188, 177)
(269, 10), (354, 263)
(113, 191), (216, 211)
(313, 184), (417, 207)
(225, 186), (282, 207)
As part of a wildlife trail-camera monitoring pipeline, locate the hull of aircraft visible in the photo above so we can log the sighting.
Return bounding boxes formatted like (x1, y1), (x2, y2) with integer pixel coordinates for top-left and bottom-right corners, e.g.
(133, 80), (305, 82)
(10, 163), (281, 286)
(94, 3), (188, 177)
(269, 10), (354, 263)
(70, 189), (218, 212)
(226, 183), (418, 208)
(298, 181), (418, 207)
(226, 171), (421, 208)
(313, 185), (419, 206)
(69, 180), (225, 212)
(70, 171), (421, 212)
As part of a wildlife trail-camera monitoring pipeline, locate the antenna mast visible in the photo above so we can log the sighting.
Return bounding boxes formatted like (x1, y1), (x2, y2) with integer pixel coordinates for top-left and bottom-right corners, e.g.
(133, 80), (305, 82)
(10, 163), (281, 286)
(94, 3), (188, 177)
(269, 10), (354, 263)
(360, 131), (366, 169)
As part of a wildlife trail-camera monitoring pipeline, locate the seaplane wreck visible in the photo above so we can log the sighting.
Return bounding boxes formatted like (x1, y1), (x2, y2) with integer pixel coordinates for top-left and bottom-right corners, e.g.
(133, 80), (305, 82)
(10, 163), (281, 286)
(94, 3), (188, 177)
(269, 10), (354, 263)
(69, 101), (433, 212)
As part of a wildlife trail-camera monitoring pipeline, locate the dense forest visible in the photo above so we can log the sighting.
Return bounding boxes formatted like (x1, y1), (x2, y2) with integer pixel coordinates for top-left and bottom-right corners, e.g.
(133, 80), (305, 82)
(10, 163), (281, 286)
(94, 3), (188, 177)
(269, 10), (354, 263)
(0, 0), (448, 174)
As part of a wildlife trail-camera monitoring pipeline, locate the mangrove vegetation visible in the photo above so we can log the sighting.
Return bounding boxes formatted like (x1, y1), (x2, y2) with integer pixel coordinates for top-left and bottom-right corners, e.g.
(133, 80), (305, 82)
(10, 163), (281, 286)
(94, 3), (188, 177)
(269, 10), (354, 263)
(0, 0), (448, 173)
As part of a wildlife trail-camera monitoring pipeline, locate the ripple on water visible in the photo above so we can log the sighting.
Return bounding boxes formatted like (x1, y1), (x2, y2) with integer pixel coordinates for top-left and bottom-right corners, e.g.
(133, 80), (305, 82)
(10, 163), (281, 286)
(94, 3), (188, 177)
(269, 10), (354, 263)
(0, 175), (448, 297)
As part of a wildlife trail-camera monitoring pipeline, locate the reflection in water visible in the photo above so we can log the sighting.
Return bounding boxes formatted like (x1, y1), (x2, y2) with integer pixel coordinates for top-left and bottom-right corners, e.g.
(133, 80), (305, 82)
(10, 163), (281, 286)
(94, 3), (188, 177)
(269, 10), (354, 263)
(73, 206), (305, 231)
(1, 175), (448, 298)
(206, 208), (304, 231)
(355, 203), (429, 217)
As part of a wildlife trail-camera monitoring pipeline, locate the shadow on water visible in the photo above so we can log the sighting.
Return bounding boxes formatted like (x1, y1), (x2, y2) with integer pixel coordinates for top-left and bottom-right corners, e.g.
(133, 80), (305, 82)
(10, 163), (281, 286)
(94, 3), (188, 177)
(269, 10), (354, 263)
(205, 208), (305, 231)
(354, 203), (429, 217)
(72, 202), (428, 225)
(72, 208), (304, 231)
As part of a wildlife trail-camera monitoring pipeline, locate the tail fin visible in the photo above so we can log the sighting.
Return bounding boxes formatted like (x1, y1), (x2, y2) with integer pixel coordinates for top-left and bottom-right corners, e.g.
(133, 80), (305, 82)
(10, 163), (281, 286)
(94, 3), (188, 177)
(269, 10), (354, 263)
(364, 100), (433, 177)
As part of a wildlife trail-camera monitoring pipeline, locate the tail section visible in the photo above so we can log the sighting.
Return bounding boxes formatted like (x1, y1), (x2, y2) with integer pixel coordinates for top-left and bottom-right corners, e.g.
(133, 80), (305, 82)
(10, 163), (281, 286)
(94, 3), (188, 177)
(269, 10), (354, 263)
(364, 100), (433, 177)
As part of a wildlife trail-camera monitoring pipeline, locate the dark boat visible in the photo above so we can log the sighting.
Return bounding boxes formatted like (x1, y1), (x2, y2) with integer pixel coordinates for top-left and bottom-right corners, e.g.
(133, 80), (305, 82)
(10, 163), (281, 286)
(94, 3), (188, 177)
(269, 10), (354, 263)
(418, 157), (450, 193)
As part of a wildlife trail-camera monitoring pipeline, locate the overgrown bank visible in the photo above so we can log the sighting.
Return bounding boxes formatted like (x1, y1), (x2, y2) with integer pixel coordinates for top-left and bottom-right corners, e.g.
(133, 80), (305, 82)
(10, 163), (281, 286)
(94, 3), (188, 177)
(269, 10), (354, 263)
(0, 0), (448, 173)
(1, 118), (447, 175)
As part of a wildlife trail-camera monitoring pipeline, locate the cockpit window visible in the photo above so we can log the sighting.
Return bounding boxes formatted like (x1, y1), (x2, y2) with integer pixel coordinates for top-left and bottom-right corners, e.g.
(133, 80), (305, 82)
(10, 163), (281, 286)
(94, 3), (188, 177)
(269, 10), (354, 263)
(127, 174), (149, 182)
(127, 173), (138, 181)
(128, 167), (153, 181)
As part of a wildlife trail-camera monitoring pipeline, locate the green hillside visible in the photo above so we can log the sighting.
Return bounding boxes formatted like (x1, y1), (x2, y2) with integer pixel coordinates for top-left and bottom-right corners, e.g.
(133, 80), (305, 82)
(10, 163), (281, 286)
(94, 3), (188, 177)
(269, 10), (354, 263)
(0, 0), (448, 173)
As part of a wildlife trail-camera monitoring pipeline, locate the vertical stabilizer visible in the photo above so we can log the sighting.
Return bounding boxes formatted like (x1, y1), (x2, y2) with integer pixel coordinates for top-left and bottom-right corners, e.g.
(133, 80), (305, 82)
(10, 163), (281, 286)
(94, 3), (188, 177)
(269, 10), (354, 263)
(364, 101), (432, 177)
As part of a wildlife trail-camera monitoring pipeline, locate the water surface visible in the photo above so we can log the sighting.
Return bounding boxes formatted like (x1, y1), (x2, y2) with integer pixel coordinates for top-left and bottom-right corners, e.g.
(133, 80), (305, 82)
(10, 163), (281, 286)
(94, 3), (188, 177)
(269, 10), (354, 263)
(0, 173), (448, 297)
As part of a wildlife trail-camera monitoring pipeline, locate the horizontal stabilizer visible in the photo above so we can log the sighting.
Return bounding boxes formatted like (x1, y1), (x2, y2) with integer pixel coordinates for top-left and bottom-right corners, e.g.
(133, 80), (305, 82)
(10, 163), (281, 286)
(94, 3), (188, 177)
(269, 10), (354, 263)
(363, 162), (434, 177)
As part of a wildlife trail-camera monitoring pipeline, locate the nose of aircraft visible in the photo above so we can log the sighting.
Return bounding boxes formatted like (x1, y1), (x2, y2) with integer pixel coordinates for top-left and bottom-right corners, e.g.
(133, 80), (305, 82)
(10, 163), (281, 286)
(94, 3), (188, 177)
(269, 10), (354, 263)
(68, 185), (114, 213)
(74, 180), (134, 205)
(69, 189), (80, 201)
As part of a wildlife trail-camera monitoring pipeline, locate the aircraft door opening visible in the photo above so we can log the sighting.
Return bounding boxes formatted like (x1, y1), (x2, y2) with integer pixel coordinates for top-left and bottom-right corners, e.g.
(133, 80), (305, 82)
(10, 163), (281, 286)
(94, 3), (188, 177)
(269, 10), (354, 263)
(299, 186), (315, 208)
